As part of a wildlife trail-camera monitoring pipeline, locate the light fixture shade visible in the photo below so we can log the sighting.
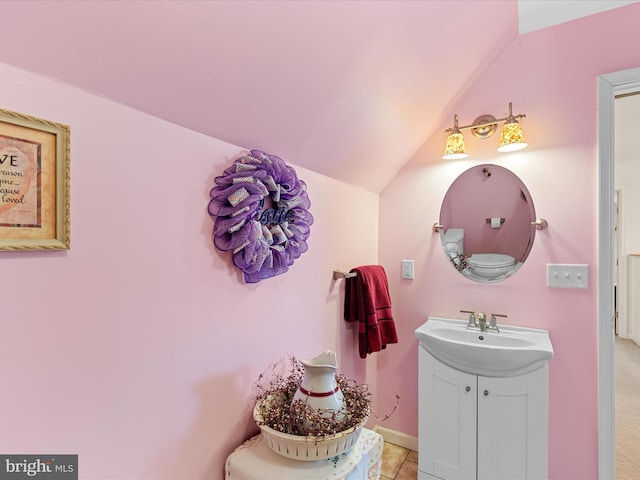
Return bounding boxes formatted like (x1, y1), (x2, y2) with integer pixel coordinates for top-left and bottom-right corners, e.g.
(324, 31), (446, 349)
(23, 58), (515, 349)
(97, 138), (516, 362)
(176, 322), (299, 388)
(442, 132), (469, 160)
(497, 121), (527, 153)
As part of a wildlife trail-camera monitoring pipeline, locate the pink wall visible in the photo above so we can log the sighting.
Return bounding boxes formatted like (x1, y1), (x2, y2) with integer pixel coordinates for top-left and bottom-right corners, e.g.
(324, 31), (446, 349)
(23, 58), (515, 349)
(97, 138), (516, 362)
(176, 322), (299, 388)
(0, 64), (380, 477)
(378, 4), (640, 479)
(3, 4), (640, 480)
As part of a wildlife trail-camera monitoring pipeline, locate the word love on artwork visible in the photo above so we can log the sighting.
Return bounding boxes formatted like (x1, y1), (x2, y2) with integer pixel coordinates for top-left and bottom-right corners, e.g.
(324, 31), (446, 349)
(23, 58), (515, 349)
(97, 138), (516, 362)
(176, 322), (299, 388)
(0, 154), (19, 166)
(255, 206), (295, 225)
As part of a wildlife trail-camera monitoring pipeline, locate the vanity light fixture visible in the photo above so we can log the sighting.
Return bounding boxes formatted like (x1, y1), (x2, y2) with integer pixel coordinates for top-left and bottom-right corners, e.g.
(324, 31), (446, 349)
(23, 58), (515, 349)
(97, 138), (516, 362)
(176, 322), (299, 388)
(442, 114), (469, 160)
(497, 102), (528, 152)
(442, 102), (527, 159)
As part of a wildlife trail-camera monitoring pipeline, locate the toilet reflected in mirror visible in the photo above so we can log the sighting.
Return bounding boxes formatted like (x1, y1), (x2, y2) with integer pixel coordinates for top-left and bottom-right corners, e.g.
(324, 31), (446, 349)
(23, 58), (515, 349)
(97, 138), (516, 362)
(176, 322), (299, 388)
(439, 164), (537, 283)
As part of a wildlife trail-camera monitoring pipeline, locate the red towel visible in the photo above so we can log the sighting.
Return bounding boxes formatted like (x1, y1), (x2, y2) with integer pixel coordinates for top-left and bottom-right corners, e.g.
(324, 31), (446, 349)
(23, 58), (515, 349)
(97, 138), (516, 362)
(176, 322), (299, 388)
(344, 265), (398, 359)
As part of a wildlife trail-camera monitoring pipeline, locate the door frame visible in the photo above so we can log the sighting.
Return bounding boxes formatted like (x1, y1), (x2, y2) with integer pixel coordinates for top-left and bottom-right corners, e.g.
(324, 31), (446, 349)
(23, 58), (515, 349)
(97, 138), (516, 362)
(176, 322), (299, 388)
(598, 67), (640, 480)
(615, 186), (630, 338)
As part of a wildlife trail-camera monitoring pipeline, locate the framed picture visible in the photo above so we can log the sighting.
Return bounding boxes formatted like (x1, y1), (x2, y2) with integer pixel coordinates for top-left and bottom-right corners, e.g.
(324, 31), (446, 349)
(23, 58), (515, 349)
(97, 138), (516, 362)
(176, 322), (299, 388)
(0, 108), (70, 250)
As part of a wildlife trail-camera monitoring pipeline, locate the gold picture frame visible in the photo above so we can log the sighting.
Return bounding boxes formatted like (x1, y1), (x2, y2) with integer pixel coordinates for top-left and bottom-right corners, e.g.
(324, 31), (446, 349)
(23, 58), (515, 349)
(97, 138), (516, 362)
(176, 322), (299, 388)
(0, 108), (70, 250)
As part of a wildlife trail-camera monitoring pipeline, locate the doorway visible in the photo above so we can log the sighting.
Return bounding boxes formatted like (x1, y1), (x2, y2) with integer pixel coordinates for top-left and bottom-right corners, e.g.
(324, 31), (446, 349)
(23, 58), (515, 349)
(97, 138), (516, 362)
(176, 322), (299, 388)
(598, 67), (640, 480)
(613, 92), (640, 478)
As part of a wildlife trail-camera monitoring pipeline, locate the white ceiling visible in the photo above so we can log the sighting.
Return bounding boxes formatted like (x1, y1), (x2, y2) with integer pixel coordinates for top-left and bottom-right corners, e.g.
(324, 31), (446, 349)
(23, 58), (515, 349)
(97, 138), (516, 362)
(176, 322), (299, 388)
(0, 1), (636, 192)
(518, 0), (638, 34)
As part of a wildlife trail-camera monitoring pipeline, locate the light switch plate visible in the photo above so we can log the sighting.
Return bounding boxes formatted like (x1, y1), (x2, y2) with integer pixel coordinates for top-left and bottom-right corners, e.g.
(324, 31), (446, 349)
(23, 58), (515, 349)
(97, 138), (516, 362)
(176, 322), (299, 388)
(547, 264), (589, 289)
(401, 259), (414, 280)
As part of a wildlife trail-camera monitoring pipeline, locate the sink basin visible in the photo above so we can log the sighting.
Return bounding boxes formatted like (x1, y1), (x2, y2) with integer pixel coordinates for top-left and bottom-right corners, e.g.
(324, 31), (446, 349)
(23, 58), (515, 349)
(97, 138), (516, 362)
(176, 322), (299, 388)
(415, 316), (554, 377)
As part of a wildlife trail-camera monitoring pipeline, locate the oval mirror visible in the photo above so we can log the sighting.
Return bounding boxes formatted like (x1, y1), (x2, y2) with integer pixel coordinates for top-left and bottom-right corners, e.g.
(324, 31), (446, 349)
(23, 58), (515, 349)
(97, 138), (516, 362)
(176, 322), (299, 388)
(439, 164), (536, 283)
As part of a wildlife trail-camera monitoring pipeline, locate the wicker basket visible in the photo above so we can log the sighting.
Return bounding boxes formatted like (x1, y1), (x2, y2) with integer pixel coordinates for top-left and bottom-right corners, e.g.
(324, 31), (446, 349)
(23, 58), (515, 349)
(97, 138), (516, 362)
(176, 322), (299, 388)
(253, 399), (366, 461)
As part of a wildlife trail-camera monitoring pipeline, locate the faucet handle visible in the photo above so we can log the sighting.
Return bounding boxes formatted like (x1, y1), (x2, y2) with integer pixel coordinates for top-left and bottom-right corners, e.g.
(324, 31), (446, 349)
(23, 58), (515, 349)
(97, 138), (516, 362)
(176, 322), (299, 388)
(489, 313), (507, 329)
(460, 310), (476, 326)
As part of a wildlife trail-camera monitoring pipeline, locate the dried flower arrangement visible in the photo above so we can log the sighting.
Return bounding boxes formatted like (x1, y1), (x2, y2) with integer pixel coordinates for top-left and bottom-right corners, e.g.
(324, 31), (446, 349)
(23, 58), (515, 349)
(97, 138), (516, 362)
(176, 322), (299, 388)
(253, 354), (398, 438)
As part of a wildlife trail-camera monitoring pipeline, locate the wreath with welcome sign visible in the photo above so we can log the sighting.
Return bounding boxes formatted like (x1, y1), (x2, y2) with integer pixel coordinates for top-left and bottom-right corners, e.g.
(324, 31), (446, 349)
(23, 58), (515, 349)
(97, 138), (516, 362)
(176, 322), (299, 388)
(208, 150), (313, 283)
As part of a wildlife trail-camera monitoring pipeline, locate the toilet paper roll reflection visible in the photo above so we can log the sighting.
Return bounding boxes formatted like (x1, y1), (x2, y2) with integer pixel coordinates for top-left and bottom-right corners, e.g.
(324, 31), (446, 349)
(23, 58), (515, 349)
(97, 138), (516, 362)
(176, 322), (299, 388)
(491, 217), (502, 228)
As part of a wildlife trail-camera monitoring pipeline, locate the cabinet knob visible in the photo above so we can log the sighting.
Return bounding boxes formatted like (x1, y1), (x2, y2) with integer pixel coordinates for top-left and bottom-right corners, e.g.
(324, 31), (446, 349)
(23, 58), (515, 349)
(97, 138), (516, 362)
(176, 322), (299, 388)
(465, 386), (471, 392)
(484, 390), (489, 396)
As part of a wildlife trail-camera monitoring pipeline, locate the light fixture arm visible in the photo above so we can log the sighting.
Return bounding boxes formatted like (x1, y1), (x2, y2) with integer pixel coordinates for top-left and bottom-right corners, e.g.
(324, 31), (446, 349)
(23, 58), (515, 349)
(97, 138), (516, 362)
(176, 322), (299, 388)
(445, 103), (526, 134)
(452, 113), (461, 132)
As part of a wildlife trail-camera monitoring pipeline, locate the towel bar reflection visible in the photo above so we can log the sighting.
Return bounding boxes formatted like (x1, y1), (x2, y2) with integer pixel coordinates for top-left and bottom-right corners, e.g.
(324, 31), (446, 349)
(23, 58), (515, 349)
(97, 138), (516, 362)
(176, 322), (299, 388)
(333, 270), (357, 280)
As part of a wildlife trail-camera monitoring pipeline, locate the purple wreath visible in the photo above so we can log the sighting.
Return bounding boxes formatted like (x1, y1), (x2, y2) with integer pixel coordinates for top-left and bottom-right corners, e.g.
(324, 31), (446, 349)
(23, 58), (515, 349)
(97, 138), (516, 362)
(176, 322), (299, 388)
(208, 150), (313, 283)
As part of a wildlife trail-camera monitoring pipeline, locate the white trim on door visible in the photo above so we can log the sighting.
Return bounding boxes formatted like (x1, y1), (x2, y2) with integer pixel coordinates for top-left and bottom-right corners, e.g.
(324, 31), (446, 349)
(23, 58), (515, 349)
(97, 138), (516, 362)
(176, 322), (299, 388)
(598, 67), (640, 480)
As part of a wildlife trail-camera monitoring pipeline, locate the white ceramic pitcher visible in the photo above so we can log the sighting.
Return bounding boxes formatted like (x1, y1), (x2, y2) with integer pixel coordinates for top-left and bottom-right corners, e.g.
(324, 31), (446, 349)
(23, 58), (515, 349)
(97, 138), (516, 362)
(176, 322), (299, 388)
(293, 350), (345, 420)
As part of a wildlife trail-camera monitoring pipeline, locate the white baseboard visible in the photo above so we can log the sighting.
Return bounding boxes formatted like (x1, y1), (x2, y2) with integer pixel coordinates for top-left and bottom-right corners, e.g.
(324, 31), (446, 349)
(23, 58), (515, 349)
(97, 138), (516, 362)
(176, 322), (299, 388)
(372, 425), (418, 452)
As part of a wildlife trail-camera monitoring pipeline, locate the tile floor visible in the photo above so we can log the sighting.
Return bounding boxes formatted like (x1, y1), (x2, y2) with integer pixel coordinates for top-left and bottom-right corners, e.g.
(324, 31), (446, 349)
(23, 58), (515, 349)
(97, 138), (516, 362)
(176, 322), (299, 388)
(380, 441), (418, 479)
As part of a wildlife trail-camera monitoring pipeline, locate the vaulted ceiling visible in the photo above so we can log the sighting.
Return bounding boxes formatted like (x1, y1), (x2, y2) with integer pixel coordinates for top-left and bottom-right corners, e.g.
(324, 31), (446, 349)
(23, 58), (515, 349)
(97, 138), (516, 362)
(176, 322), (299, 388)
(0, 1), (634, 192)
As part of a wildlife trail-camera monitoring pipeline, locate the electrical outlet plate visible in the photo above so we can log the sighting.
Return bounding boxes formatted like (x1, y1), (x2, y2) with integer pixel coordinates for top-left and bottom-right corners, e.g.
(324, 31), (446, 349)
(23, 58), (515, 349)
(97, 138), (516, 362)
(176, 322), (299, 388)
(547, 264), (589, 289)
(401, 259), (414, 280)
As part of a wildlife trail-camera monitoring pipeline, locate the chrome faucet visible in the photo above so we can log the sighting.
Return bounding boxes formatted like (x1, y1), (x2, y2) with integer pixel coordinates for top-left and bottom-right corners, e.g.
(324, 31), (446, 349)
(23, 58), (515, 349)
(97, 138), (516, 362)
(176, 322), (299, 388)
(477, 312), (487, 331)
(461, 310), (505, 333)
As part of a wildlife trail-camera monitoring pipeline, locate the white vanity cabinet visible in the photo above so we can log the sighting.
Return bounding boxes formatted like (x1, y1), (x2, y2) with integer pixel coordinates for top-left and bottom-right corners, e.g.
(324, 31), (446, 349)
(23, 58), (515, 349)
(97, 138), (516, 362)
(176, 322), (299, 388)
(418, 347), (549, 480)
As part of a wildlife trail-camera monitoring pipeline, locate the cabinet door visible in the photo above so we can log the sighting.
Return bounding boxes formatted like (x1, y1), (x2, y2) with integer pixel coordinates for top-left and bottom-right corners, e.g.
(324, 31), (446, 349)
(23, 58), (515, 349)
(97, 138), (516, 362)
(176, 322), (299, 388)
(477, 366), (548, 480)
(419, 349), (477, 479)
